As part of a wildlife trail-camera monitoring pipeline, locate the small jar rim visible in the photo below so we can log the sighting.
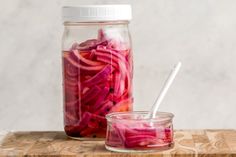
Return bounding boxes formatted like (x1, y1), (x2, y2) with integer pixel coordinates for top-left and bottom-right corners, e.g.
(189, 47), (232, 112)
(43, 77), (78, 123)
(106, 111), (174, 123)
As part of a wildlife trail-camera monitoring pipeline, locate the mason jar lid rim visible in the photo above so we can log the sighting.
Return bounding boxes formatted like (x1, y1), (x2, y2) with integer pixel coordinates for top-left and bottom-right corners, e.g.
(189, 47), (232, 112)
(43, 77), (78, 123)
(62, 5), (132, 23)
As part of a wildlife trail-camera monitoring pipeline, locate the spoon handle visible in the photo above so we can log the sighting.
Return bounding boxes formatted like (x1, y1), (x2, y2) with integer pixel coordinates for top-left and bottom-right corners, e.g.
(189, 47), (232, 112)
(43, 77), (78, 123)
(148, 62), (182, 118)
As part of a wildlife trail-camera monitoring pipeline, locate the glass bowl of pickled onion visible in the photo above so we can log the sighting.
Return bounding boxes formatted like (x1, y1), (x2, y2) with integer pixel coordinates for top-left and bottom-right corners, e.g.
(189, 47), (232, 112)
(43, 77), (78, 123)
(105, 111), (174, 152)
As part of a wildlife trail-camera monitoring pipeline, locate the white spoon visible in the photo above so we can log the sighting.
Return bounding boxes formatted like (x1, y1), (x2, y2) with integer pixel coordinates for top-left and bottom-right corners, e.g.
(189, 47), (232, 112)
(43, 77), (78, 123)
(147, 62), (182, 119)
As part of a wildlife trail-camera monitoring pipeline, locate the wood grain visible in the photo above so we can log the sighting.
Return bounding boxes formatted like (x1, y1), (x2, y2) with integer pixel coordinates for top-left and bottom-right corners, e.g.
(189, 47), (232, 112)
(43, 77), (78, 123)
(0, 130), (236, 156)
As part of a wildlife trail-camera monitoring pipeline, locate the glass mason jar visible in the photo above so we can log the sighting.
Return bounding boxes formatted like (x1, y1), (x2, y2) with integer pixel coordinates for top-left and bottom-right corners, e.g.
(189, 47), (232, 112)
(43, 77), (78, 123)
(62, 5), (133, 139)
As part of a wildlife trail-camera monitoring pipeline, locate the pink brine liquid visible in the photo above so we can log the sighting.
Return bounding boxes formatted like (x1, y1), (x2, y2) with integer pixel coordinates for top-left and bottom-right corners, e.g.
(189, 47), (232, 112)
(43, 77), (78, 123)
(63, 29), (133, 138)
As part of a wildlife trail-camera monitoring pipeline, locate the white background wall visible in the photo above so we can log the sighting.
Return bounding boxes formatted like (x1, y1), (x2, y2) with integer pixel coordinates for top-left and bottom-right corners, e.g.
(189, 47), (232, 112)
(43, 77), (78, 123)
(0, 0), (236, 131)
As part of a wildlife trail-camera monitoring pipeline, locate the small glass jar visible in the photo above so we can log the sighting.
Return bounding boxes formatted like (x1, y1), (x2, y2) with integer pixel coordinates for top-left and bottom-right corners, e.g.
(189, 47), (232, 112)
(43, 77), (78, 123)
(62, 5), (133, 139)
(105, 111), (174, 152)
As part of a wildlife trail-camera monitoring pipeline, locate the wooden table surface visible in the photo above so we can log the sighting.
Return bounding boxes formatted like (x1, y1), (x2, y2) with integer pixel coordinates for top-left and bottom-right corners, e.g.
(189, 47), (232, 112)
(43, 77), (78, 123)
(0, 130), (236, 157)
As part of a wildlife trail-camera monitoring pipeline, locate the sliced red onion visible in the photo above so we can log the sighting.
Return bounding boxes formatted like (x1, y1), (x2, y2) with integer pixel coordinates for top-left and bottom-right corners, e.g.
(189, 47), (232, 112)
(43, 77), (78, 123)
(82, 65), (113, 87)
(73, 49), (104, 66)
(63, 28), (132, 138)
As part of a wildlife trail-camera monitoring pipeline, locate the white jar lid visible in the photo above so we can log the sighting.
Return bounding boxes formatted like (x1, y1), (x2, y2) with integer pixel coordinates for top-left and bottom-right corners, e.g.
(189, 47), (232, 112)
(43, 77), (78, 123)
(62, 5), (132, 23)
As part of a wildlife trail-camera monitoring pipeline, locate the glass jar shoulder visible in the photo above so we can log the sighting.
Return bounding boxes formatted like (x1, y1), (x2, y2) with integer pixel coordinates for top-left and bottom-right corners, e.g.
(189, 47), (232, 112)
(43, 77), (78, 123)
(62, 22), (131, 51)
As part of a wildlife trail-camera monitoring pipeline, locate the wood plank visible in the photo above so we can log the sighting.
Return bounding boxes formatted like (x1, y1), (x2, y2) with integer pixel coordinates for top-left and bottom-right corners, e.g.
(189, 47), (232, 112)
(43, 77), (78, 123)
(0, 130), (236, 156)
